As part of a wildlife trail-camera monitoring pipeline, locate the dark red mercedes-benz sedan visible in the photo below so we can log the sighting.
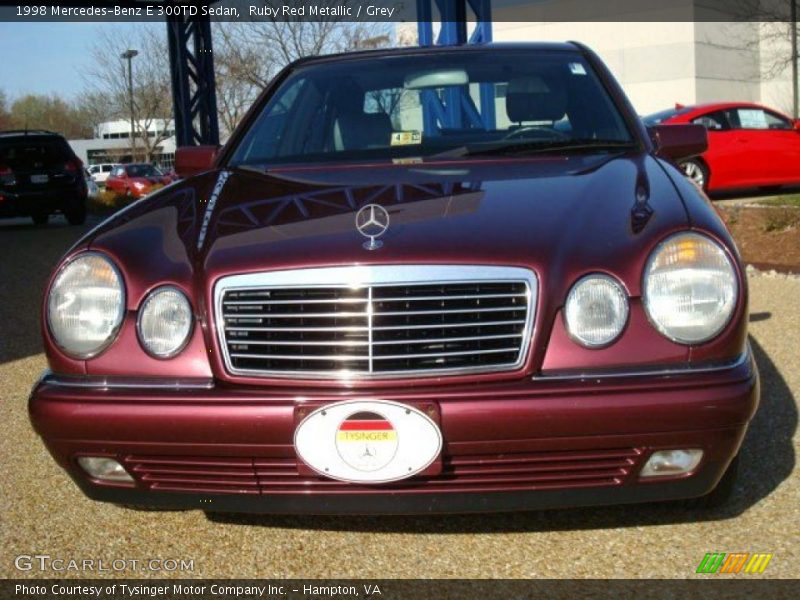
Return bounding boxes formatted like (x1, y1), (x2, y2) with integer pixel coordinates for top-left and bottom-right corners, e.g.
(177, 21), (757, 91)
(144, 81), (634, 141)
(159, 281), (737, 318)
(29, 43), (758, 514)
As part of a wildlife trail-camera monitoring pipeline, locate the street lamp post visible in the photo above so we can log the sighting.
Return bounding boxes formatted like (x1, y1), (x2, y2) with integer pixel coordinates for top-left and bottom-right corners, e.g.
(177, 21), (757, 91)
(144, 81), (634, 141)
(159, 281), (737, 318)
(121, 49), (138, 161)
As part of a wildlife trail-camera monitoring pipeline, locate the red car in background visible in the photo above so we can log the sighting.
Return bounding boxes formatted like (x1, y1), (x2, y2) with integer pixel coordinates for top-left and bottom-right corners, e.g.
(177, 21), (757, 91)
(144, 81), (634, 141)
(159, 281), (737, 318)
(104, 163), (175, 199)
(644, 102), (800, 192)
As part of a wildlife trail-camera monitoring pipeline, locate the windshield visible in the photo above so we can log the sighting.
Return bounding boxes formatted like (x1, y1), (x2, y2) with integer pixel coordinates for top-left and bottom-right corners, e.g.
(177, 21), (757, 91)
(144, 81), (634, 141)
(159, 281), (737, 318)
(126, 164), (159, 178)
(229, 50), (634, 167)
(0, 138), (71, 170)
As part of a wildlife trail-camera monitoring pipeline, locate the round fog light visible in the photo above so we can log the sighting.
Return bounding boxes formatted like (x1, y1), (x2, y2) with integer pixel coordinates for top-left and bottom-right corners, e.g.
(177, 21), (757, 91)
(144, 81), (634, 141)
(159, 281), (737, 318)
(565, 274), (629, 347)
(640, 449), (703, 477)
(137, 286), (193, 358)
(77, 456), (133, 482)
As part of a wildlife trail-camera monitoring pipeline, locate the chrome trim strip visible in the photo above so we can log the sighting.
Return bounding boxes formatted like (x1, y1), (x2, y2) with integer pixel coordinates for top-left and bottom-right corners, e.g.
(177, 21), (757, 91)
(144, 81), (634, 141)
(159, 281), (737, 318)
(375, 292), (527, 302)
(374, 319), (527, 331)
(40, 372), (215, 390)
(227, 325), (369, 332)
(225, 298), (368, 305)
(214, 265), (538, 380)
(224, 310), (368, 319)
(374, 347), (520, 360)
(533, 349), (750, 381)
(229, 352), (367, 362)
(225, 306), (525, 318)
(373, 333), (524, 346)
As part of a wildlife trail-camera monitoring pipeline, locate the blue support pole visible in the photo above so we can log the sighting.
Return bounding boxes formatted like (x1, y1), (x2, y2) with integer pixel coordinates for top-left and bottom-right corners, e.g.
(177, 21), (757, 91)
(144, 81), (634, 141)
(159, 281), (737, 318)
(167, 16), (219, 147)
(467, 0), (495, 130)
(416, 0), (494, 133)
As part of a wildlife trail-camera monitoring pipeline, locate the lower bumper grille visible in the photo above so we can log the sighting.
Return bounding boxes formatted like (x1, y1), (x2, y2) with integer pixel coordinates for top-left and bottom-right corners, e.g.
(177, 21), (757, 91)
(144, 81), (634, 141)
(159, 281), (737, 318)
(123, 448), (642, 495)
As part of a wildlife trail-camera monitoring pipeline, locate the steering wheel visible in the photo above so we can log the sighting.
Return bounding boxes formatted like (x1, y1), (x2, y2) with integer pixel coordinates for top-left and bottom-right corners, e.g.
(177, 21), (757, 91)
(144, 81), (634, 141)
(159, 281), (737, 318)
(502, 126), (571, 141)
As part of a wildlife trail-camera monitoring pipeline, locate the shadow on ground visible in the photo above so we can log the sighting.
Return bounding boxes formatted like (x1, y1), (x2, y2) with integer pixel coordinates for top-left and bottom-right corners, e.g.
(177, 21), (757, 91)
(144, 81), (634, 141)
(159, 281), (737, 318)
(208, 337), (795, 533)
(711, 184), (800, 201)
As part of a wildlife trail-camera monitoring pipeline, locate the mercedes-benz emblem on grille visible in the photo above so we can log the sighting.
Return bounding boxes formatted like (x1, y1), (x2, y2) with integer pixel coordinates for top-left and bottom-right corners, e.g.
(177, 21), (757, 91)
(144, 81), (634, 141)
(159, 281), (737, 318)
(355, 204), (389, 251)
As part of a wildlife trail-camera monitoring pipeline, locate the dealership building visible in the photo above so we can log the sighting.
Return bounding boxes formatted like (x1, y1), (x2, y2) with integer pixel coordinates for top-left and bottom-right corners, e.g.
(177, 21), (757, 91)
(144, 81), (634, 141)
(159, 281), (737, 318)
(398, 7), (797, 117)
(68, 119), (177, 168)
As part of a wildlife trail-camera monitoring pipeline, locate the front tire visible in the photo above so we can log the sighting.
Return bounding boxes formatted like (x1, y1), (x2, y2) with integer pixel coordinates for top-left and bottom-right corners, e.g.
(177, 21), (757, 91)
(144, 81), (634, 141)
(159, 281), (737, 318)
(679, 158), (709, 191)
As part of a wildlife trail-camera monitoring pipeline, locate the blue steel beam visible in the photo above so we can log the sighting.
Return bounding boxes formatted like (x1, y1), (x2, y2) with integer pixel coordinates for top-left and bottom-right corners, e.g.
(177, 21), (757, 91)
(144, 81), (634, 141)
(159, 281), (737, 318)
(416, 0), (495, 132)
(167, 16), (220, 147)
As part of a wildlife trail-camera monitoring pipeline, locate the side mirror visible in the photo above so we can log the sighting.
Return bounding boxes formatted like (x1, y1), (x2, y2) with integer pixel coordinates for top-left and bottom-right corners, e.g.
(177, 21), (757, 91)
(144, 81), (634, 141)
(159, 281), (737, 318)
(648, 124), (708, 162)
(794, 119), (800, 131)
(175, 145), (219, 178)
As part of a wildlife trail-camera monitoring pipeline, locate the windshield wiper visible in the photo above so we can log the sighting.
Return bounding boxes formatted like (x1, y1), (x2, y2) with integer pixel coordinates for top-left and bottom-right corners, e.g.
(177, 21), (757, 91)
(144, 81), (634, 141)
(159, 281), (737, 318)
(429, 139), (638, 159)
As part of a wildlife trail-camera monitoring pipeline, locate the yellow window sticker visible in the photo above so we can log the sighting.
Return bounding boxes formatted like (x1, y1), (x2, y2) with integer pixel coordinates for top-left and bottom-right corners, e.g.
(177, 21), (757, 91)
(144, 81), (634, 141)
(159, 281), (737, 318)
(390, 131), (422, 146)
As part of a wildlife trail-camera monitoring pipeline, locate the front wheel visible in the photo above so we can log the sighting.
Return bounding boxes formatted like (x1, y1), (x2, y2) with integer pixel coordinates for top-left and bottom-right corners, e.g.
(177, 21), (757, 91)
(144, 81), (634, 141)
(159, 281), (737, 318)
(679, 159), (709, 191)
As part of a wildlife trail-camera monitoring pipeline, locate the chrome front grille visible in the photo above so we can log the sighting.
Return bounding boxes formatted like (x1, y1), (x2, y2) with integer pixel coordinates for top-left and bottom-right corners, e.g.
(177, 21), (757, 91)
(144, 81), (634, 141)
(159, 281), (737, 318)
(215, 266), (537, 378)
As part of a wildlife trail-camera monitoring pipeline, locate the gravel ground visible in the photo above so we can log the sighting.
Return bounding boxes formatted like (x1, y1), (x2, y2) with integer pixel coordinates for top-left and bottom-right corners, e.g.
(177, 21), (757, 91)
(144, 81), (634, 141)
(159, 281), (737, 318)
(0, 217), (797, 580)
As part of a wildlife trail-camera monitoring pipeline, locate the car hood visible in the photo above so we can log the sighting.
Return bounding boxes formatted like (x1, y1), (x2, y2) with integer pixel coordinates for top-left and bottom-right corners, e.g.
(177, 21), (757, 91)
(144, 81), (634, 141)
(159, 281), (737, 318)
(88, 153), (688, 310)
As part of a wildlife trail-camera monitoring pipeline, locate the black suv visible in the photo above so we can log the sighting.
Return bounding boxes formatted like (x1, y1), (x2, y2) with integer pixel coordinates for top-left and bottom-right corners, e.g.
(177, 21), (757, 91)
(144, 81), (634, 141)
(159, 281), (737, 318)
(0, 130), (87, 225)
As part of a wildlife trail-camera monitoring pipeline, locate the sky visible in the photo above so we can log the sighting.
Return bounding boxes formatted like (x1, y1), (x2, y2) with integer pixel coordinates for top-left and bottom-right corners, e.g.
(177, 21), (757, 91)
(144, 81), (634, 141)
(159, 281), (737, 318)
(0, 23), (159, 101)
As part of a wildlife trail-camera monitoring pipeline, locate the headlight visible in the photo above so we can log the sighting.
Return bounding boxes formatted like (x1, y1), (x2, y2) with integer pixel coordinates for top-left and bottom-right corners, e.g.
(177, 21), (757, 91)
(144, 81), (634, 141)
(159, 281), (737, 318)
(564, 274), (629, 347)
(643, 232), (738, 344)
(137, 286), (193, 358)
(47, 253), (125, 358)
(133, 181), (146, 189)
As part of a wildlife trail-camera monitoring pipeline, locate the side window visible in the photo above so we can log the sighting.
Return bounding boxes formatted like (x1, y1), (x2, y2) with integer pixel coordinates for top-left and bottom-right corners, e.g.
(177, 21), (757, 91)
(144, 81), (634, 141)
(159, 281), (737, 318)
(735, 108), (770, 130)
(692, 111), (729, 131)
(103, 165), (113, 173)
(233, 77), (306, 162)
(764, 110), (792, 130)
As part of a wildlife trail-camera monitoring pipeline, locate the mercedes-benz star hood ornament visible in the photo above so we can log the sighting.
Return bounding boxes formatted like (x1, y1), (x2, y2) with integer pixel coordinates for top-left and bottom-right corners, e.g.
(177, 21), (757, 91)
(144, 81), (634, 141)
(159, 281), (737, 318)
(355, 204), (390, 251)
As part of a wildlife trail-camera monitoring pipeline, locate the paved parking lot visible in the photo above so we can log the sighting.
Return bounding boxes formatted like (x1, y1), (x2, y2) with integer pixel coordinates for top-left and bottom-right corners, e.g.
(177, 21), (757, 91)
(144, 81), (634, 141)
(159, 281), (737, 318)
(0, 216), (797, 579)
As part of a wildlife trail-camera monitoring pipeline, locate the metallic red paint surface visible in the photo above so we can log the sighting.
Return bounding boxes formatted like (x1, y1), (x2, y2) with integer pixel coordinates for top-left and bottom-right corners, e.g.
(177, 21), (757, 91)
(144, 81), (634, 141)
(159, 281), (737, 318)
(30, 43), (759, 511)
(661, 102), (800, 191)
(30, 355), (757, 501)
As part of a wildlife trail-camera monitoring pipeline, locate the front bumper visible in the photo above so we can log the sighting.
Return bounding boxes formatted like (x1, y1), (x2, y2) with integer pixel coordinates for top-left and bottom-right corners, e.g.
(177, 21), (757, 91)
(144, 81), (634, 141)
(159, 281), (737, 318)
(29, 351), (758, 514)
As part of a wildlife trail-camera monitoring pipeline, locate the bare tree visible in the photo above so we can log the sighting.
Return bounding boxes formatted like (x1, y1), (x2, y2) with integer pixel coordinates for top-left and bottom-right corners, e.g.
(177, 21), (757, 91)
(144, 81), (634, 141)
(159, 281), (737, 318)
(7, 94), (93, 138)
(73, 91), (116, 137)
(0, 89), (10, 130)
(702, 0), (799, 117)
(213, 10), (391, 133)
(84, 26), (173, 162)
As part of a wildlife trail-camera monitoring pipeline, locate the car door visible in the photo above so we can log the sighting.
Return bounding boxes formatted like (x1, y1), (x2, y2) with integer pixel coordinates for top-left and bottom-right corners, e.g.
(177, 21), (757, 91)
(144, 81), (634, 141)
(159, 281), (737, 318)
(690, 110), (741, 189)
(728, 107), (788, 186)
(761, 109), (800, 183)
(106, 166), (125, 194)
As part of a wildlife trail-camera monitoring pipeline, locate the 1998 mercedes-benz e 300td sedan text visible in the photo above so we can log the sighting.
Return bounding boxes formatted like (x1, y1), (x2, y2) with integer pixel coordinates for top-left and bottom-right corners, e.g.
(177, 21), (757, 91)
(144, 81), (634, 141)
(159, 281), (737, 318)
(30, 43), (758, 514)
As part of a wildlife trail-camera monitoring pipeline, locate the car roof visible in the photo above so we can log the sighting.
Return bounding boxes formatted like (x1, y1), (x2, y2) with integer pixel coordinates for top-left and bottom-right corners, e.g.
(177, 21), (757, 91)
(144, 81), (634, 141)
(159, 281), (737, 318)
(290, 42), (581, 68)
(0, 129), (65, 140)
(678, 102), (787, 115)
